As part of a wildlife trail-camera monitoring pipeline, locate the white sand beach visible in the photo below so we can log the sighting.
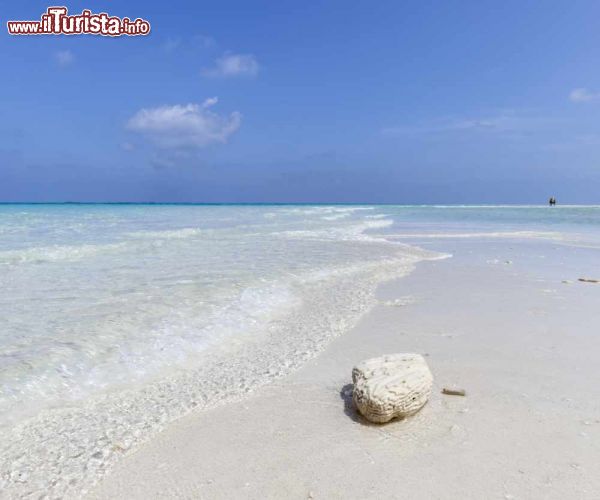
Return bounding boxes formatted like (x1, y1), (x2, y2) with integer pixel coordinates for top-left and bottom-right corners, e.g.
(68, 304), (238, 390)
(90, 236), (600, 499)
(5, 2), (600, 497)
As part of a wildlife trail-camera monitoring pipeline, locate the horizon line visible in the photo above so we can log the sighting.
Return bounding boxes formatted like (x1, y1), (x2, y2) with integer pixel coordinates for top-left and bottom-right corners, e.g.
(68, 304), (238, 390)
(1, 202), (599, 207)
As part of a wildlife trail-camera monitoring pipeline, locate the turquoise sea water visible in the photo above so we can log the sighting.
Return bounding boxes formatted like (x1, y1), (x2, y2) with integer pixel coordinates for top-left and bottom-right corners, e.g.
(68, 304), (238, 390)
(1, 204), (599, 496)
(2, 204), (599, 420)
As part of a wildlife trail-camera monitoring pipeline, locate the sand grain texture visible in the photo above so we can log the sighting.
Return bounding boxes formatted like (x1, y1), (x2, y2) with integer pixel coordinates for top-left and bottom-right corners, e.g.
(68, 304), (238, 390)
(90, 239), (600, 500)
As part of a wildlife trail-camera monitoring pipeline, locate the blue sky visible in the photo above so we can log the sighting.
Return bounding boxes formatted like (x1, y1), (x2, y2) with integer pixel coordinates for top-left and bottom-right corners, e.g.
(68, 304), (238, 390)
(2, 0), (600, 203)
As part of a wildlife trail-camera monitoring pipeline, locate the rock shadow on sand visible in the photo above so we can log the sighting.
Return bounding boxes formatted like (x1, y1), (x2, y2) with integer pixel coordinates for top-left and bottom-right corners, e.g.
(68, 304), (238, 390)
(340, 383), (379, 426)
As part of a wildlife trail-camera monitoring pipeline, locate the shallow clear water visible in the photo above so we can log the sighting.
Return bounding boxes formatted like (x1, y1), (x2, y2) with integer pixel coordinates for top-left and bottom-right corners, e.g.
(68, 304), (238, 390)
(2, 204), (600, 424)
(1, 204), (599, 497)
(0, 205), (400, 424)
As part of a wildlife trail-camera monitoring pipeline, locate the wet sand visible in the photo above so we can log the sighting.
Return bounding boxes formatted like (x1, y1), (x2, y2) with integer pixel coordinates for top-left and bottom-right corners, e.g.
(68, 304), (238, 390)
(90, 237), (600, 499)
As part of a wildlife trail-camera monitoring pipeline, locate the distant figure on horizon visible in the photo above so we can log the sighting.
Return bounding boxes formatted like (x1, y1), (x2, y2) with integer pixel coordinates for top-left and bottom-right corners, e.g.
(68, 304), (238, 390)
(549, 197), (556, 206)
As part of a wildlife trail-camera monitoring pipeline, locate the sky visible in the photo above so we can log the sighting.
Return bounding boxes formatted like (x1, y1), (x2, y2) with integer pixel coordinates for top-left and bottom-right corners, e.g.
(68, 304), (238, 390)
(2, 0), (600, 203)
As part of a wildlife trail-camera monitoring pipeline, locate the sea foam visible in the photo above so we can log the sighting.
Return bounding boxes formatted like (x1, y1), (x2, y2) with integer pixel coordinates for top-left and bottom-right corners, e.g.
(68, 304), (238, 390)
(0, 204), (439, 498)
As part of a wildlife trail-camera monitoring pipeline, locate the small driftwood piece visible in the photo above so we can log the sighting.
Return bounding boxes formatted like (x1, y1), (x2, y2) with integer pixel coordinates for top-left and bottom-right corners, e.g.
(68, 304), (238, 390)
(442, 387), (466, 397)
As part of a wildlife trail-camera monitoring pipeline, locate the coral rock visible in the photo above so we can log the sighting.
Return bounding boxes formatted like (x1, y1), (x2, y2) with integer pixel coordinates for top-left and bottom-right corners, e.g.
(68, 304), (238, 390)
(352, 353), (433, 423)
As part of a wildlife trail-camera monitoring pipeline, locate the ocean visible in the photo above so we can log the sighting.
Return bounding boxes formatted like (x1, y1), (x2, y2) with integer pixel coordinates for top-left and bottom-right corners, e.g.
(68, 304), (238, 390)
(1, 203), (599, 496)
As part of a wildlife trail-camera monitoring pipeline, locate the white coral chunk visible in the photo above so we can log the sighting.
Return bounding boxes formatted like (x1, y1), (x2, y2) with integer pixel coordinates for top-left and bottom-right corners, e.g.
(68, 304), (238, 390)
(352, 353), (433, 423)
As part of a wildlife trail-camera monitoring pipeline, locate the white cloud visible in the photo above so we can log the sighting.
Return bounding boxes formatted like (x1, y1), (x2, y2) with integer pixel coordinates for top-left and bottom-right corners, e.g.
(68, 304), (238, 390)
(201, 96), (219, 108)
(54, 50), (74, 67)
(127, 100), (241, 149)
(202, 53), (259, 78)
(569, 88), (600, 103)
